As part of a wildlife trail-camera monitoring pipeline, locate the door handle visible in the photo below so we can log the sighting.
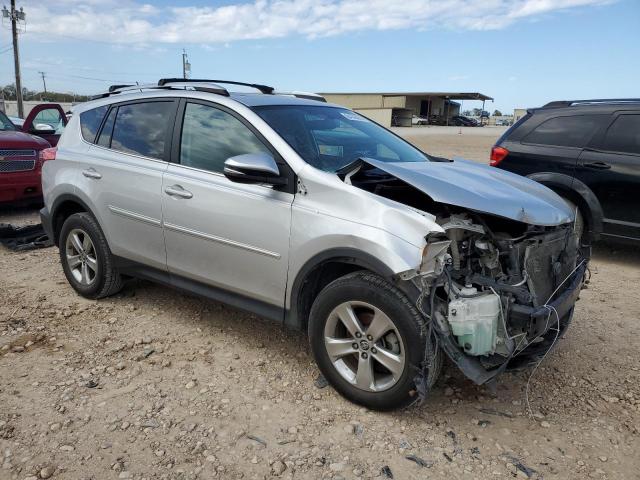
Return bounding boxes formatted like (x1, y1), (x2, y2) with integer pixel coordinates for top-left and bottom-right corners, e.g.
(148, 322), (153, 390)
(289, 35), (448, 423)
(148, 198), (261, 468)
(82, 168), (102, 179)
(164, 185), (193, 199)
(581, 161), (611, 170)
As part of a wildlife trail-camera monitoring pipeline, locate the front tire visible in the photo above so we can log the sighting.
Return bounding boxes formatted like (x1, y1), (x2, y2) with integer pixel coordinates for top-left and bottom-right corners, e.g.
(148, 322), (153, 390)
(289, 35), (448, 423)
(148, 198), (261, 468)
(308, 271), (441, 410)
(59, 212), (123, 299)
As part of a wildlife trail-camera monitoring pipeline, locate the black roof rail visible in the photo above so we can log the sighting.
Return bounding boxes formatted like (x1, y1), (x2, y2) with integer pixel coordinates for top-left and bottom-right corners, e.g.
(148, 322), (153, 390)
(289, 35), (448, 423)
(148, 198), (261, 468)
(108, 84), (135, 92)
(158, 78), (275, 94)
(542, 98), (640, 109)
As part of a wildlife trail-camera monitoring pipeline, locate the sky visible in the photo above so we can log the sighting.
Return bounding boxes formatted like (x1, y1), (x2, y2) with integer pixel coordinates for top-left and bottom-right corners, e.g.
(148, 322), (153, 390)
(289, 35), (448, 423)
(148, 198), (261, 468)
(0, 0), (638, 112)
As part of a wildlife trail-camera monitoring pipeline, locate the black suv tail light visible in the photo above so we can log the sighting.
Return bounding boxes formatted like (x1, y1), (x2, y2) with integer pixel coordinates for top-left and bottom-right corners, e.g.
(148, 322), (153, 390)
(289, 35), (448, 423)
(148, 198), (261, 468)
(490, 146), (509, 166)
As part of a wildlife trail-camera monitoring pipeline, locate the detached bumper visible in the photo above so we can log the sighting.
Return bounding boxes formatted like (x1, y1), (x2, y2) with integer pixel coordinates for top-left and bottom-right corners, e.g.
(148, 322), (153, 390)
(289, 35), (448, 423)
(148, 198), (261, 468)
(510, 262), (587, 339)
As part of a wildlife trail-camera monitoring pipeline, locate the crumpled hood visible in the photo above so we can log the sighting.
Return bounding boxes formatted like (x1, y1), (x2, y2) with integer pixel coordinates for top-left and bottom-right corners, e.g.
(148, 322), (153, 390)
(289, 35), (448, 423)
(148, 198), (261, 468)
(361, 157), (573, 226)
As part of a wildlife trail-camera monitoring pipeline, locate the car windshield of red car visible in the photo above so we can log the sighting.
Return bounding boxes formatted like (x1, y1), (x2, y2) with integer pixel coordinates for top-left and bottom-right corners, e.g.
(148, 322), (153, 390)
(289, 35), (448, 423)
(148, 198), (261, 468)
(0, 111), (17, 131)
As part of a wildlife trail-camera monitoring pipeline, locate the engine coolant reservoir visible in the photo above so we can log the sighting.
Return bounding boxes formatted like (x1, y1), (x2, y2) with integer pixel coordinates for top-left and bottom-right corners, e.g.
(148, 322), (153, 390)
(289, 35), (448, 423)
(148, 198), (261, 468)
(447, 287), (500, 356)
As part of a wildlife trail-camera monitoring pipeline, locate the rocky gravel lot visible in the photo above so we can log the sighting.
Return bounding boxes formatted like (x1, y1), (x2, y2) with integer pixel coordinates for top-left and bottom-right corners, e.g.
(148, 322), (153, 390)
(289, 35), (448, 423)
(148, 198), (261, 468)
(1, 128), (639, 480)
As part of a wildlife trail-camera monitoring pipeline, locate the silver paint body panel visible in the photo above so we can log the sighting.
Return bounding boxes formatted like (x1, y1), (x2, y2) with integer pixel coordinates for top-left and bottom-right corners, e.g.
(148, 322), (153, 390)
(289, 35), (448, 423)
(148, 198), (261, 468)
(45, 89), (573, 316)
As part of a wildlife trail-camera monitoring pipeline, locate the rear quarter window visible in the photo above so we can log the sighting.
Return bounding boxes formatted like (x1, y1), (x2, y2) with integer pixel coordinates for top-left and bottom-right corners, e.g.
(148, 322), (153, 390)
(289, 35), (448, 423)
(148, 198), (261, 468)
(522, 114), (605, 148)
(79, 105), (109, 143)
(601, 114), (640, 155)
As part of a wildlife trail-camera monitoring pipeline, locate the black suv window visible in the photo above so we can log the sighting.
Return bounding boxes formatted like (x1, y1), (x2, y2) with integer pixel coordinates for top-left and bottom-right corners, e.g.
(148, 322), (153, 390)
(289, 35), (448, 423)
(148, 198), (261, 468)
(179, 102), (271, 173)
(80, 105), (108, 143)
(110, 102), (173, 160)
(601, 114), (640, 155)
(523, 115), (604, 148)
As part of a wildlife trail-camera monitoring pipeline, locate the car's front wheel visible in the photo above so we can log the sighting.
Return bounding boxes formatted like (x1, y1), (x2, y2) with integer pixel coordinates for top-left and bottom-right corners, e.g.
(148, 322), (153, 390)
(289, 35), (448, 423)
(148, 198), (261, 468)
(308, 271), (441, 410)
(59, 212), (123, 299)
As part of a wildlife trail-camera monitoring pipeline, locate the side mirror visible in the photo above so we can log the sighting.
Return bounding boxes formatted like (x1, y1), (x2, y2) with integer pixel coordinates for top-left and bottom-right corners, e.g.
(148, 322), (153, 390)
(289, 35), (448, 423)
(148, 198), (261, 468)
(31, 123), (56, 134)
(223, 153), (287, 186)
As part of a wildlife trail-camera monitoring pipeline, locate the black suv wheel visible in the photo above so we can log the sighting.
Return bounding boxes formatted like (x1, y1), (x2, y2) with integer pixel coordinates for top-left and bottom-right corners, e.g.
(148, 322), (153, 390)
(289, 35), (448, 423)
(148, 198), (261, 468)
(308, 271), (441, 410)
(59, 212), (123, 299)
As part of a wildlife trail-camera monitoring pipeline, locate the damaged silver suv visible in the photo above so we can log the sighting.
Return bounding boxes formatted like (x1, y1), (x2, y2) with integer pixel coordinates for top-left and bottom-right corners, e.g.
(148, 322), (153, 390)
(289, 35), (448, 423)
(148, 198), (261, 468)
(41, 79), (587, 410)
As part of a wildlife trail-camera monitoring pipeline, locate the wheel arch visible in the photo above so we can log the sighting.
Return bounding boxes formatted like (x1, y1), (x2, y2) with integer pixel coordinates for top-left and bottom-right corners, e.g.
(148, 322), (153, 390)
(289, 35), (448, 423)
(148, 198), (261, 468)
(285, 248), (400, 331)
(527, 172), (603, 240)
(49, 194), (97, 245)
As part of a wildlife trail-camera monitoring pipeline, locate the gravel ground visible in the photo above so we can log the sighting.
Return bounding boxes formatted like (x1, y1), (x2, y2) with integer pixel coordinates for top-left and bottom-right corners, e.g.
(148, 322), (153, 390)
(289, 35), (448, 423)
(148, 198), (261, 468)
(1, 127), (639, 480)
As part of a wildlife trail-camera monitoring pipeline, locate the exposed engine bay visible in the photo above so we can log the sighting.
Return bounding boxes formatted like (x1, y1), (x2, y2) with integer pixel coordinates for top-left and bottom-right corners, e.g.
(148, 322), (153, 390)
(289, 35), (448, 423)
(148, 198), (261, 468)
(343, 160), (588, 387)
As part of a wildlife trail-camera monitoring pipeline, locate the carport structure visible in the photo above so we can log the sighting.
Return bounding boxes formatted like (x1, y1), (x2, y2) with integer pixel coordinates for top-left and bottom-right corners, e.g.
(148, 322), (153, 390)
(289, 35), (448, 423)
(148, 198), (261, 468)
(320, 91), (493, 127)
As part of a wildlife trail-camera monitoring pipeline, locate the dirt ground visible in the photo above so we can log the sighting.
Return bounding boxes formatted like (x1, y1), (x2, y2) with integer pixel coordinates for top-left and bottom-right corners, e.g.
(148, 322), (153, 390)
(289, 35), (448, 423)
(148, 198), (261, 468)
(1, 127), (639, 480)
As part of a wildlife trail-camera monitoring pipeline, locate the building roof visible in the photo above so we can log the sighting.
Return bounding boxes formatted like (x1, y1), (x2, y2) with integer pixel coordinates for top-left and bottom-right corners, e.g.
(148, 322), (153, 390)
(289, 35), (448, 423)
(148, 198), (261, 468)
(320, 92), (493, 101)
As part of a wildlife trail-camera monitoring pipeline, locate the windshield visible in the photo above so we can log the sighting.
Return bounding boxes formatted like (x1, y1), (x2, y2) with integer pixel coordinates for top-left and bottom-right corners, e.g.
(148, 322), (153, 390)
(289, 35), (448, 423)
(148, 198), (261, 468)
(0, 111), (17, 131)
(253, 105), (429, 172)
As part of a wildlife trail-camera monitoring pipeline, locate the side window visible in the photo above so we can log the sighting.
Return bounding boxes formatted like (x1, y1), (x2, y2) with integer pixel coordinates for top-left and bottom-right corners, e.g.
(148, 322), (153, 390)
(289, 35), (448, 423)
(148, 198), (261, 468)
(180, 102), (271, 173)
(32, 108), (65, 134)
(110, 102), (174, 160)
(97, 107), (116, 148)
(523, 115), (604, 148)
(80, 105), (108, 143)
(601, 115), (640, 155)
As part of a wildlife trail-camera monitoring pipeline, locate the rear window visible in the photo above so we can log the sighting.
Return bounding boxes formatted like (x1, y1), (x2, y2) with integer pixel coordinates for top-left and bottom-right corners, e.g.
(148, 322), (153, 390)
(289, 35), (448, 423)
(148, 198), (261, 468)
(523, 115), (605, 148)
(601, 114), (640, 155)
(109, 102), (174, 160)
(80, 105), (108, 143)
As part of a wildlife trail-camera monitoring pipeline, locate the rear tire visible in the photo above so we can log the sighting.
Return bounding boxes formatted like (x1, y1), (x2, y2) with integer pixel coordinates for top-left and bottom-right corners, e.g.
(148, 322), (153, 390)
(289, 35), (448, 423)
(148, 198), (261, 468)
(308, 271), (441, 411)
(59, 212), (123, 299)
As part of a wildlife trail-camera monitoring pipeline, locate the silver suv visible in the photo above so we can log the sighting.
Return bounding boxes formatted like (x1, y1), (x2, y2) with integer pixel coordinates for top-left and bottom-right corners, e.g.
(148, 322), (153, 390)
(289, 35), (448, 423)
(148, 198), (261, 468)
(41, 79), (587, 410)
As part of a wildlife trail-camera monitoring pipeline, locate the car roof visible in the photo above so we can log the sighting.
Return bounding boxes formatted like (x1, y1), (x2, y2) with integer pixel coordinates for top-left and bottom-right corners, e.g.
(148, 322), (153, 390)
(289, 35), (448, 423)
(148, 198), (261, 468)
(230, 92), (339, 108)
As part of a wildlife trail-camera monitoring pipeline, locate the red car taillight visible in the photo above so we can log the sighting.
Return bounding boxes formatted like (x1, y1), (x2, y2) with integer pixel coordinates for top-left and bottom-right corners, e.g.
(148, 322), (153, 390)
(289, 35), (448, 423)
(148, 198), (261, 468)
(489, 146), (509, 166)
(39, 147), (57, 163)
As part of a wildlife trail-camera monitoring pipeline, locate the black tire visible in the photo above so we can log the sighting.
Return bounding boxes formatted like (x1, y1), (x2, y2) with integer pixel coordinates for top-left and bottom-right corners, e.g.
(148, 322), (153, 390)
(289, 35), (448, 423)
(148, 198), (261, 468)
(561, 197), (585, 244)
(308, 271), (441, 410)
(58, 212), (123, 299)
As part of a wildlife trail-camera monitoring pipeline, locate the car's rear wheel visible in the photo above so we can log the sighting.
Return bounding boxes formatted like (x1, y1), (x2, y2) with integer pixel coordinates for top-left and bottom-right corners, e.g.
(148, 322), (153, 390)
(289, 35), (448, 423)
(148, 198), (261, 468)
(308, 271), (441, 410)
(59, 212), (123, 299)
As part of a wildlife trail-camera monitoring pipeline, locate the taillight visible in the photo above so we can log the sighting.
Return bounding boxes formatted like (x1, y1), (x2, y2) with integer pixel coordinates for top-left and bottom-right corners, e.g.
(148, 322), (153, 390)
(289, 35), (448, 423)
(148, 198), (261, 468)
(39, 147), (57, 163)
(490, 146), (509, 166)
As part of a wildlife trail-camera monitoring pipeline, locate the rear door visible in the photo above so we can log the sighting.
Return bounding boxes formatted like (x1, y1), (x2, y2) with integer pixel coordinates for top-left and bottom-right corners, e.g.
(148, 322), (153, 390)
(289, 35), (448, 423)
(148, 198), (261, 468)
(501, 114), (605, 177)
(576, 112), (640, 240)
(22, 104), (68, 146)
(161, 99), (293, 312)
(77, 99), (178, 269)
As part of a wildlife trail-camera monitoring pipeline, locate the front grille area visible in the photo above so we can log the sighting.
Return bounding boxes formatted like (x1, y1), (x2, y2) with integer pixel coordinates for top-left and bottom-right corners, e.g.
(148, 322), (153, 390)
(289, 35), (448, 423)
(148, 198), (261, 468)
(0, 159), (37, 173)
(0, 149), (36, 158)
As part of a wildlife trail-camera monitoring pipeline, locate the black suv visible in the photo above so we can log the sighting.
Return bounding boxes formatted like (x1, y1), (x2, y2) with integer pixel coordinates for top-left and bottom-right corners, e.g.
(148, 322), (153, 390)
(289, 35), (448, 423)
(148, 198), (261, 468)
(490, 99), (640, 244)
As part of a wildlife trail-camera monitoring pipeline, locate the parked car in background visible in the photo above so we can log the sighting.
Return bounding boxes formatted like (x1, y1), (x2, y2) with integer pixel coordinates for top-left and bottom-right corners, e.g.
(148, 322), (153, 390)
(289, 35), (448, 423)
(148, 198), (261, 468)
(8, 116), (24, 128)
(490, 99), (640, 244)
(451, 115), (478, 127)
(495, 119), (512, 126)
(411, 115), (429, 125)
(0, 104), (68, 204)
(41, 79), (586, 410)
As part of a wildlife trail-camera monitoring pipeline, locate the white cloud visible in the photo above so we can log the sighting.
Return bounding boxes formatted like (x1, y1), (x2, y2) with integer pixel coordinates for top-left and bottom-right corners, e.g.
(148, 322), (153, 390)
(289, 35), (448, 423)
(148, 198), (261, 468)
(25, 0), (612, 45)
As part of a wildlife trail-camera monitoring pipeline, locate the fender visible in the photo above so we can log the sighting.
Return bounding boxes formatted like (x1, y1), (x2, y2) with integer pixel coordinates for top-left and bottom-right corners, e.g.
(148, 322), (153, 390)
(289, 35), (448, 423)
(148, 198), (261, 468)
(527, 172), (603, 238)
(285, 247), (398, 330)
(47, 193), (98, 244)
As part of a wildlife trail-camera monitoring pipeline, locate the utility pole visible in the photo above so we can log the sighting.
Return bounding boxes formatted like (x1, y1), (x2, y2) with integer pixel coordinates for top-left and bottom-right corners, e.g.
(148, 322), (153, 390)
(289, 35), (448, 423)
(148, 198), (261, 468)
(8, 0), (25, 117)
(182, 49), (191, 79)
(39, 71), (47, 94)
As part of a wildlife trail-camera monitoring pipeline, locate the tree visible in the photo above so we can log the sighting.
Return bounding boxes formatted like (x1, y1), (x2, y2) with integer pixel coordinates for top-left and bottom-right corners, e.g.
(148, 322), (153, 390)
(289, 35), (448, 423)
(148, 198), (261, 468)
(0, 83), (88, 103)
(493, 109), (503, 116)
(472, 108), (482, 116)
(461, 110), (472, 116)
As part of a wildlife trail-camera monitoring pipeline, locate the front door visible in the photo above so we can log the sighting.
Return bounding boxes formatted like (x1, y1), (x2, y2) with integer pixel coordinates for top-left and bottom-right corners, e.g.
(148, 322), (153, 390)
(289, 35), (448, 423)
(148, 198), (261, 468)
(162, 100), (293, 313)
(576, 112), (640, 240)
(23, 104), (68, 146)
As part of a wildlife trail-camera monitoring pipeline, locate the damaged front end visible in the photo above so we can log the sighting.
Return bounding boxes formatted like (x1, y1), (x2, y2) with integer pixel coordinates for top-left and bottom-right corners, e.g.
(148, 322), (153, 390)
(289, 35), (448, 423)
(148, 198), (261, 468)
(342, 159), (588, 393)
(410, 213), (586, 391)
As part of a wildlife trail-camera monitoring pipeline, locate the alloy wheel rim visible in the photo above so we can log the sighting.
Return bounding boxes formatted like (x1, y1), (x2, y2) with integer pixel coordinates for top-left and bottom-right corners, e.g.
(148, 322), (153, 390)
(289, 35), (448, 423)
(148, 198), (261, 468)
(65, 228), (98, 286)
(324, 301), (405, 392)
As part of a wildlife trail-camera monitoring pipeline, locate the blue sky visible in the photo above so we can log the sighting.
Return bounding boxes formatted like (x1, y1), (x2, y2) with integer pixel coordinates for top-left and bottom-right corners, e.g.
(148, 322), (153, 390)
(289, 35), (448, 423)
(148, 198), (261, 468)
(1, 0), (638, 112)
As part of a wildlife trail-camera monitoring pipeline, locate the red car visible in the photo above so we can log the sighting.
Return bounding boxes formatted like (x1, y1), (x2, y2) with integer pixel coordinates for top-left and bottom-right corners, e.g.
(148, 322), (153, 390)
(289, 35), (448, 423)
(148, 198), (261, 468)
(0, 104), (67, 204)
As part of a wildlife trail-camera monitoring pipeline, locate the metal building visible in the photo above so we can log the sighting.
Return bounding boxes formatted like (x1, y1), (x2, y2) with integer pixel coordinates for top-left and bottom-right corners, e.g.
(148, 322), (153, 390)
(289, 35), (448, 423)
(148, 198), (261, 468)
(320, 92), (493, 127)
